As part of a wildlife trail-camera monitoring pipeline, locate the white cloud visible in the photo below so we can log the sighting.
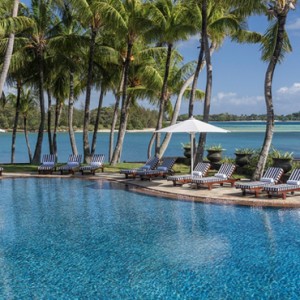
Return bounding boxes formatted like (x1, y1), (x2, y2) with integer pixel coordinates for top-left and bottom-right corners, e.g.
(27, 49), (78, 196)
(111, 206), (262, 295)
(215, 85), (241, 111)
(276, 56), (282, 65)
(213, 93), (264, 109)
(286, 18), (300, 30)
(277, 82), (300, 95)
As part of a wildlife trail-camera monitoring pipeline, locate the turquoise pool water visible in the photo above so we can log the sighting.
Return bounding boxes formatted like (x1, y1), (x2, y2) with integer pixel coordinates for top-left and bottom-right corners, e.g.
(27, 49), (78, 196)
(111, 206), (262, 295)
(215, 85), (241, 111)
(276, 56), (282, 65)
(1, 178), (300, 298)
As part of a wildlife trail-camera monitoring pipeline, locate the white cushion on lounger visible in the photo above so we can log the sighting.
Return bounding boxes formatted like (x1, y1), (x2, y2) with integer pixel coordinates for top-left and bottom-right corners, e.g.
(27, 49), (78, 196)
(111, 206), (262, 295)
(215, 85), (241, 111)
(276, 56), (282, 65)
(142, 165), (151, 170)
(91, 162), (101, 167)
(192, 171), (202, 177)
(157, 166), (168, 171)
(261, 177), (274, 183)
(287, 180), (300, 185)
(214, 173), (227, 179)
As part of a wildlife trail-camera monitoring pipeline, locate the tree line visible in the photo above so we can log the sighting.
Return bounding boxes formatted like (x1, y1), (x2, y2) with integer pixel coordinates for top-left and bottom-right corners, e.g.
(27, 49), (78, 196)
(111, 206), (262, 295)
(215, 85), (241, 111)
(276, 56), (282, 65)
(1, 105), (299, 131)
(0, 0), (297, 179)
(0, 103), (158, 131)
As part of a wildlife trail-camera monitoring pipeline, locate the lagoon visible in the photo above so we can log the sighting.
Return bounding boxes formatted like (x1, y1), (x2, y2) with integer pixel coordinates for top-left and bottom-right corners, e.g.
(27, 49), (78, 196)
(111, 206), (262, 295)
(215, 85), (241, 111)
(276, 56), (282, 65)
(0, 121), (299, 163)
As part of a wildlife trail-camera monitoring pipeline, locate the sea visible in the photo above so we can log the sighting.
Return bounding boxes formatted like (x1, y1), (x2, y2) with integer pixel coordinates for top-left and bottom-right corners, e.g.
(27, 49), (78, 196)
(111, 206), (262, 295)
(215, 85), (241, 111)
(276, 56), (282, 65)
(0, 121), (299, 163)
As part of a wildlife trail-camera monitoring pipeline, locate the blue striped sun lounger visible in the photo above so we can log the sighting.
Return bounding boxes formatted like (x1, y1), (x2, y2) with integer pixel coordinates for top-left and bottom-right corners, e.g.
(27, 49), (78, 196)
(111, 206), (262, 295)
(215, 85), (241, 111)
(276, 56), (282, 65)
(120, 157), (159, 179)
(137, 157), (177, 181)
(79, 154), (105, 175)
(235, 167), (284, 197)
(167, 162), (211, 186)
(263, 169), (300, 199)
(58, 154), (82, 175)
(38, 154), (56, 174)
(191, 163), (236, 190)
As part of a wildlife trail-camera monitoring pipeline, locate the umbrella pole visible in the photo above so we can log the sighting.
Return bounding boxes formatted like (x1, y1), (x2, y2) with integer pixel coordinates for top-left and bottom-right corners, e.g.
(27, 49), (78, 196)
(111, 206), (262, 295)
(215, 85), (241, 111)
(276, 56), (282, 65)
(190, 132), (194, 176)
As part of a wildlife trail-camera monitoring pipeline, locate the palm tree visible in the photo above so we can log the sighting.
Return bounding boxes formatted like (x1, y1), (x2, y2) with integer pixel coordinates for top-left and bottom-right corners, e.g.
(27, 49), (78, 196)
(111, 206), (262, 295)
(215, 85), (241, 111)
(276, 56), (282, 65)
(14, 0), (59, 164)
(19, 88), (37, 162)
(252, 0), (295, 179)
(146, 0), (196, 157)
(109, 0), (155, 165)
(47, 2), (87, 155)
(0, 0), (25, 98)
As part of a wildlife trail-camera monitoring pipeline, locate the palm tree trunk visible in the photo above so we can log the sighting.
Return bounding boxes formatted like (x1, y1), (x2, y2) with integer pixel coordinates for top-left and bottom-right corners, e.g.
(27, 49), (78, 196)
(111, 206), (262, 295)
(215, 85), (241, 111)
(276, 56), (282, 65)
(189, 40), (204, 118)
(24, 116), (32, 163)
(189, 42), (216, 118)
(91, 89), (104, 155)
(32, 52), (45, 164)
(154, 43), (173, 156)
(252, 12), (287, 180)
(83, 28), (97, 163)
(110, 42), (133, 165)
(157, 74), (195, 158)
(47, 89), (53, 154)
(109, 93), (120, 162)
(195, 0), (213, 164)
(53, 100), (63, 159)
(11, 81), (21, 163)
(109, 70), (124, 162)
(0, 0), (20, 97)
(68, 70), (78, 155)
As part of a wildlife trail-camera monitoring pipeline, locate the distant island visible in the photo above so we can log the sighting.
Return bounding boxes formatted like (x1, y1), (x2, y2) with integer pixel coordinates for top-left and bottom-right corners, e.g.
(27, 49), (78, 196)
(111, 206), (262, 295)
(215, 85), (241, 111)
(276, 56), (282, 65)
(0, 103), (299, 131)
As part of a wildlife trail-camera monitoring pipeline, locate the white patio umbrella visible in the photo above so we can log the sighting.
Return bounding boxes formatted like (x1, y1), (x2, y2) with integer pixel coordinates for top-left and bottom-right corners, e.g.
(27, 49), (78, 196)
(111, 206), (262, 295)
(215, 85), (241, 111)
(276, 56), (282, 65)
(156, 116), (230, 175)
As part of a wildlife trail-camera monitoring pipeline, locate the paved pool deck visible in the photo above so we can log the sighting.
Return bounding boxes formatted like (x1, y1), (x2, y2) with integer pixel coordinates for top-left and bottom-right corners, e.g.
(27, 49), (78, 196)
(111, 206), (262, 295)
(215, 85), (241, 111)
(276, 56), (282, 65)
(2, 171), (300, 208)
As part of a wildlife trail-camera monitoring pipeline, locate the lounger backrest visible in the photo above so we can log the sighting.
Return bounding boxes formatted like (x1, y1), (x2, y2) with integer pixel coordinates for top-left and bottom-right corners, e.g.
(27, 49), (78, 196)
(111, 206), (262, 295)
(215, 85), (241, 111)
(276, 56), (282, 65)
(194, 162), (210, 174)
(262, 167), (284, 183)
(91, 154), (105, 165)
(67, 154), (82, 164)
(216, 163), (235, 178)
(41, 154), (55, 164)
(287, 168), (300, 181)
(145, 157), (160, 169)
(159, 157), (177, 170)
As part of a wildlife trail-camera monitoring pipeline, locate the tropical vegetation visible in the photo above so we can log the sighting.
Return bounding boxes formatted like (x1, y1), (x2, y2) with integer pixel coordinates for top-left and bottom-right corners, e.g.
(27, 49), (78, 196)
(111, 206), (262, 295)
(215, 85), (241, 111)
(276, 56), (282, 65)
(0, 0), (297, 177)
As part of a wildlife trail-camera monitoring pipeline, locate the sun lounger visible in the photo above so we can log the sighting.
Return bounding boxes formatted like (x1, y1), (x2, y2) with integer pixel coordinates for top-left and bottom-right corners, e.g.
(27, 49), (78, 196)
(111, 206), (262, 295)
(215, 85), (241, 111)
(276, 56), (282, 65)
(167, 162), (211, 186)
(263, 169), (300, 199)
(0, 167), (3, 176)
(235, 167), (284, 197)
(58, 154), (82, 175)
(38, 154), (56, 174)
(120, 157), (159, 179)
(137, 157), (177, 181)
(191, 163), (236, 190)
(79, 154), (105, 175)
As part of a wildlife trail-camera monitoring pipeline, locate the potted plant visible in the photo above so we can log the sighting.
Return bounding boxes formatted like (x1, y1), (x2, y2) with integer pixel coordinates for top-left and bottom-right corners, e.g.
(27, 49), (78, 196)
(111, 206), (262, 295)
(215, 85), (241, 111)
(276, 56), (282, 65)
(234, 148), (254, 167)
(206, 144), (224, 163)
(270, 148), (293, 173)
(181, 142), (191, 158)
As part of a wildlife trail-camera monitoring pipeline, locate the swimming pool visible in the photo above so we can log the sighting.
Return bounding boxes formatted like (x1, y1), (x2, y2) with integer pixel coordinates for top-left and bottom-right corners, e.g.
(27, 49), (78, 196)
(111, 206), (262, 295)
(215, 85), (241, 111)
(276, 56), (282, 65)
(1, 178), (300, 298)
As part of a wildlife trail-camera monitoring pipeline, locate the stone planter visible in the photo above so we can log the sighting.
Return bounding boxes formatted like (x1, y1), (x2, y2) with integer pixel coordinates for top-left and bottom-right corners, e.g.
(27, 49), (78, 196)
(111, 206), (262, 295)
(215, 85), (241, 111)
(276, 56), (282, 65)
(183, 147), (191, 159)
(235, 153), (252, 167)
(206, 150), (223, 163)
(272, 158), (293, 174)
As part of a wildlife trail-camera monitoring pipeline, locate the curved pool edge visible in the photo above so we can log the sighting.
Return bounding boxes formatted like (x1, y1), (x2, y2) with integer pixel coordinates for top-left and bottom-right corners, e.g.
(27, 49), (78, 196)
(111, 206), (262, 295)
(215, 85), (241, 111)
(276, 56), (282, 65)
(1, 172), (300, 208)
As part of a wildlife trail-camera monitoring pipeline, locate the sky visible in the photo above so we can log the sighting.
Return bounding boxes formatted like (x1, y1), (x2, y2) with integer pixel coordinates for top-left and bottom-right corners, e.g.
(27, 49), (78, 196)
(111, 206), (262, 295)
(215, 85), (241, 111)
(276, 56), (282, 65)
(15, 1), (300, 116)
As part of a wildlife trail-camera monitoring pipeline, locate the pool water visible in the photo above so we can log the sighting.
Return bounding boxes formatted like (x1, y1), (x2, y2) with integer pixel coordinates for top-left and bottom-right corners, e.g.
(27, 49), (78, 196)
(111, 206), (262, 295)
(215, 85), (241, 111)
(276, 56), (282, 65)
(1, 178), (300, 299)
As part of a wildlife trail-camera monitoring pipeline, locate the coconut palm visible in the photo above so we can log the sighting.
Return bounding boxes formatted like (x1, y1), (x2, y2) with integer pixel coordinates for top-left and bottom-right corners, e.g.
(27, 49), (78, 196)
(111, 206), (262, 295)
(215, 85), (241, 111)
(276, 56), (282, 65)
(47, 2), (87, 155)
(12, 0), (59, 164)
(19, 88), (37, 162)
(0, 0), (33, 98)
(252, 0), (295, 179)
(146, 0), (196, 157)
(108, 0), (156, 164)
